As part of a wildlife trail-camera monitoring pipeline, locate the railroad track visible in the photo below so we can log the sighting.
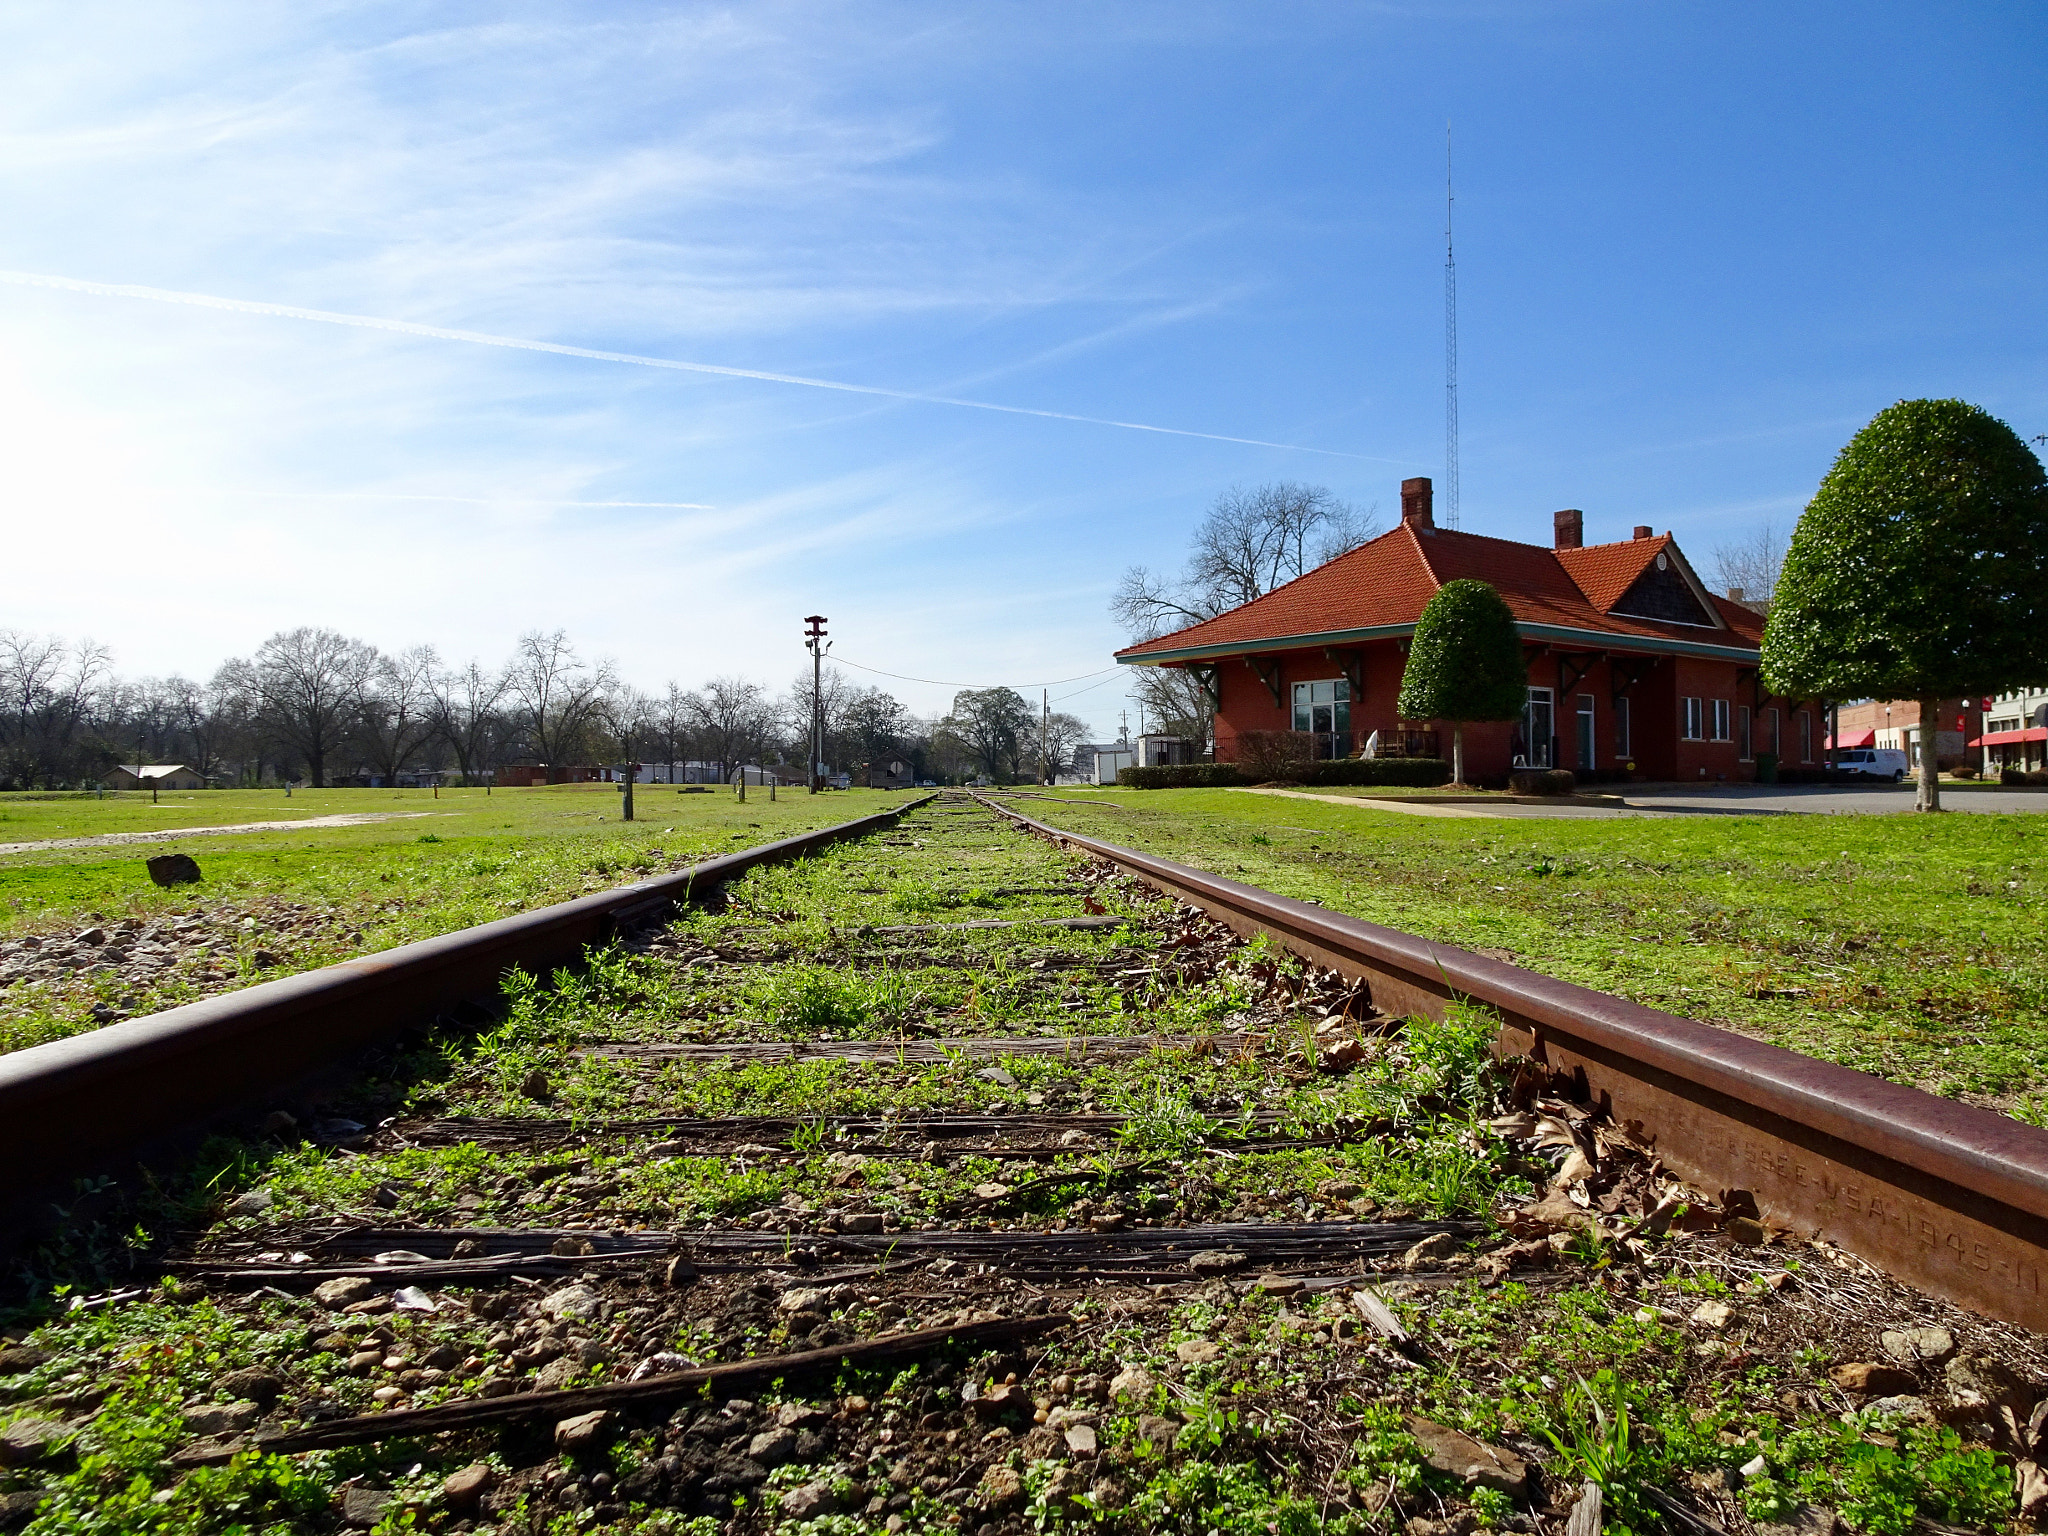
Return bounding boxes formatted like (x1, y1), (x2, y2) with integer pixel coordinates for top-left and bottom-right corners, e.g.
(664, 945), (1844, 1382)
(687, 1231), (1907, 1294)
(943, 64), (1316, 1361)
(0, 790), (2040, 1533)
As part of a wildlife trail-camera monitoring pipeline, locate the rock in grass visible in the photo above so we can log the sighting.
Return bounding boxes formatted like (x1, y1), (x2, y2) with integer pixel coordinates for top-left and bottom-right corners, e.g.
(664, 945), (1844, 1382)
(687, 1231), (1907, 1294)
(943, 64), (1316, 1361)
(312, 1275), (376, 1309)
(146, 853), (202, 887)
(182, 1401), (261, 1437)
(216, 1367), (284, 1405)
(224, 1189), (274, 1220)
(1403, 1416), (1529, 1495)
(1689, 1300), (1734, 1329)
(1187, 1250), (1246, 1276)
(1828, 1362), (1918, 1396)
(0, 1347), (51, 1376)
(779, 1480), (840, 1519)
(340, 1486), (392, 1527)
(0, 1418), (68, 1467)
(1109, 1365), (1156, 1400)
(978, 1464), (1025, 1510)
(539, 1283), (603, 1322)
(1063, 1422), (1099, 1457)
(1879, 1325), (1955, 1364)
(554, 1409), (613, 1454)
(519, 1068), (552, 1103)
(1173, 1338), (1222, 1366)
(443, 1464), (494, 1513)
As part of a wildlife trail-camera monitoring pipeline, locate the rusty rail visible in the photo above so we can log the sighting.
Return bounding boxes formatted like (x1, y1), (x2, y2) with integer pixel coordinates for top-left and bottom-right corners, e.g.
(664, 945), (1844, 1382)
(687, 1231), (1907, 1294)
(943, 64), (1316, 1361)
(973, 792), (2048, 1331)
(0, 797), (932, 1222)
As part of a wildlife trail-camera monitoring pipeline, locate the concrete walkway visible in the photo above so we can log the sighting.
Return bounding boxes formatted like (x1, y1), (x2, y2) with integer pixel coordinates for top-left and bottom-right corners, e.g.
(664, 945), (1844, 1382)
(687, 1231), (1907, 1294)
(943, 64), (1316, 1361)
(1231, 784), (2048, 820)
(0, 812), (440, 855)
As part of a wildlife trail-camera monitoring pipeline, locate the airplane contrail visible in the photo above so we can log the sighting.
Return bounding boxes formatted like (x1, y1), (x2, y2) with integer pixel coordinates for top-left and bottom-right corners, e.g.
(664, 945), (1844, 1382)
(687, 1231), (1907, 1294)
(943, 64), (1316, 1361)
(0, 267), (1406, 462)
(253, 491), (717, 509)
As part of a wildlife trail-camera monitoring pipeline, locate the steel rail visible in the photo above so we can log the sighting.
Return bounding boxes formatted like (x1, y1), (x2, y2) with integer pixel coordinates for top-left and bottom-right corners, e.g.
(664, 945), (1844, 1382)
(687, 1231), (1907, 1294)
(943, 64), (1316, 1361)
(973, 793), (2048, 1331)
(0, 796), (932, 1225)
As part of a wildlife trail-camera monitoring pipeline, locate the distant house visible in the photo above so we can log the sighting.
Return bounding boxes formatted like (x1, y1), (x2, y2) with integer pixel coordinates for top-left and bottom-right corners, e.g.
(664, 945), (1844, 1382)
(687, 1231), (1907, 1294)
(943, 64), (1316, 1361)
(104, 764), (206, 791)
(1115, 477), (1817, 784)
(863, 758), (916, 790)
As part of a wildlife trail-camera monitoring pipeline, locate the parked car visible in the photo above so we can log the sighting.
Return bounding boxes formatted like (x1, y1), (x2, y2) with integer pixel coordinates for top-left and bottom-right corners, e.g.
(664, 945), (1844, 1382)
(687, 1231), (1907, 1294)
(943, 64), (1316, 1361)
(1834, 748), (1909, 781)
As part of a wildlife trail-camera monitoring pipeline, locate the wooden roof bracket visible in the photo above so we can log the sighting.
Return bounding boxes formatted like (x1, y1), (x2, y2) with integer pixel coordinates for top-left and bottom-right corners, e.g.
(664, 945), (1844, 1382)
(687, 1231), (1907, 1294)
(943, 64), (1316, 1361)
(1322, 647), (1365, 701)
(1609, 656), (1657, 708)
(1558, 651), (1604, 699)
(1188, 662), (1222, 713)
(1245, 654), (1284, 707)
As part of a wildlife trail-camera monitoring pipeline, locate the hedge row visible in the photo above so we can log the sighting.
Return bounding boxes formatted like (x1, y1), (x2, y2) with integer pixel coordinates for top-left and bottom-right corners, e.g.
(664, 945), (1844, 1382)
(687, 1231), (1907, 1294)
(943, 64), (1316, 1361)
(1115, 758), (1451, 790)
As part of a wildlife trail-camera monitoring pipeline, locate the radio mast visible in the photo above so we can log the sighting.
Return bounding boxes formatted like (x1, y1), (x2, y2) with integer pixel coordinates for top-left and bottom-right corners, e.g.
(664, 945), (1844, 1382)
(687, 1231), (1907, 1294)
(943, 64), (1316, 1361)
(1444, 123), (1460, 530)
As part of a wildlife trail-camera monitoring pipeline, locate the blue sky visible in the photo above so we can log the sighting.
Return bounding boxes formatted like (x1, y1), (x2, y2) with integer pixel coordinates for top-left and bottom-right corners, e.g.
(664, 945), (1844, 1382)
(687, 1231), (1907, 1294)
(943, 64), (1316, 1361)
(2, 2), (2041, 737)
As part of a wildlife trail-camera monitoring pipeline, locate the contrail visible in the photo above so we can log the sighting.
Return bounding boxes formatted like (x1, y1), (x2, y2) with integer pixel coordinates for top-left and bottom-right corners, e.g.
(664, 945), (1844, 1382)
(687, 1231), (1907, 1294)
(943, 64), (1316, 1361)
(253, 491), (717, 509)
(0, 267), (1405, 462)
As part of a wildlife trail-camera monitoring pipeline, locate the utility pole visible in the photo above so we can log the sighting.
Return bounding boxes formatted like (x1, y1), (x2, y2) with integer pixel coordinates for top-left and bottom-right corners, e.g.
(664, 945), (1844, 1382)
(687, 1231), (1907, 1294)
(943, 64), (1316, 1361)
(621, 723), (635, 822)
(803, 615), (829, 793)
(1040, 689), (1050, 786)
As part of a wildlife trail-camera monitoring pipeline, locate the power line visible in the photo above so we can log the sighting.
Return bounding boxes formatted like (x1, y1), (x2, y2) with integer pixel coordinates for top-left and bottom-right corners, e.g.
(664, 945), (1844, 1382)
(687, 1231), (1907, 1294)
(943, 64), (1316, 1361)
(829, 654), (1121, 691)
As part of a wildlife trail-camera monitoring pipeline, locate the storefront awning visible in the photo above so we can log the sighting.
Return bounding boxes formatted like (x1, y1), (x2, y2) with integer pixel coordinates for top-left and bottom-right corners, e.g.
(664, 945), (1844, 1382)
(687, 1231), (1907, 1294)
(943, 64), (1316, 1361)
(1825, 730), (1876, 749)
(1970, 727), (2048, 748)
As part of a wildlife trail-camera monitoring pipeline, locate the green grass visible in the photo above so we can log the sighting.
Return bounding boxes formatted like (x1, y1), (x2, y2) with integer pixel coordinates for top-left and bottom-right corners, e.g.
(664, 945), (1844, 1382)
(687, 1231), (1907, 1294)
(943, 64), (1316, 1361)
(0, 784), (913, 1054)
(1012, 788), (2048, 1115)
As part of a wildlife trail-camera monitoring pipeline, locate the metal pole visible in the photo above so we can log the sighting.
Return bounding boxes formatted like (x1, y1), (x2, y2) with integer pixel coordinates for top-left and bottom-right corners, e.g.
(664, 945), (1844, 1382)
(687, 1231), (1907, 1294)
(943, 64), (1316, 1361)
(622, 735), (635, 822)
(804, 615), (828, 793)
(1041, 689), (1050, 786)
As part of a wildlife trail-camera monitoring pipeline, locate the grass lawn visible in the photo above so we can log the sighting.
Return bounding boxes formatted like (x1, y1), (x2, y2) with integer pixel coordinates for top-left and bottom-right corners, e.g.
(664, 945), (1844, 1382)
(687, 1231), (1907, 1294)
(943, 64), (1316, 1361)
(1010, 787), (2048, 1119)
(0, 784), (911, 1055)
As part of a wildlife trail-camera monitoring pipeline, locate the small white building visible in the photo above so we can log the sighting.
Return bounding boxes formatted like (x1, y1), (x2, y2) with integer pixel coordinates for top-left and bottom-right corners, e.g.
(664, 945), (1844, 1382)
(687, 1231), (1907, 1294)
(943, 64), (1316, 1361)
(104, 764), (206, 791)
(1091, 746), (1135, 784)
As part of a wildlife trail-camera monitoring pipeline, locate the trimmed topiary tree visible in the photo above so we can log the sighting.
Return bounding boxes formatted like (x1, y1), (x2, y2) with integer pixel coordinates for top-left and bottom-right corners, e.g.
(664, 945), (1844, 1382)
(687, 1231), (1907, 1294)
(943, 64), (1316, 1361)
(1397, 579), (1529, 786)
(1762, 399), (2048, 812)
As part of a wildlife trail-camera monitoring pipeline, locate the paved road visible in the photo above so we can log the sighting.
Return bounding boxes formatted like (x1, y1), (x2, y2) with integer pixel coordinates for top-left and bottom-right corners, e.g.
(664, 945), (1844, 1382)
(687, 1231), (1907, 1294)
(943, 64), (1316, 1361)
(0, 811), (440, 855)
(1238, 784), (2048, 820)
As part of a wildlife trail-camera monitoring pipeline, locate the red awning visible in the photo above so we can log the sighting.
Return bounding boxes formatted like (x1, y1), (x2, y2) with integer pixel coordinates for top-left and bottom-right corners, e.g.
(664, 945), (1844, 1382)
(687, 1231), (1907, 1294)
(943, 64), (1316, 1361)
(1970, 727), (2048, 748)
(1825, 730), (1876, 749)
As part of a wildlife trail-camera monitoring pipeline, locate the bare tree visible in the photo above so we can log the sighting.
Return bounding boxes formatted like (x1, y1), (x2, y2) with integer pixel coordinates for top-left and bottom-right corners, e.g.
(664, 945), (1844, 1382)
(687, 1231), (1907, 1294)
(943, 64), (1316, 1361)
(1041, 710), (1089, 780)
(244, 628), (379, 787)
(431, 659), (509, 786)
(0, 632), (113, 788)
(361, 644), (442, 783)
(1713, 520), (1789, 611)
(1128, 666), (1213, 746)
(648, 682), (692, 778)
(1112, 482), (1379, 641)
(505, 630), (614, 780)
(938, 687), (1034, 782)
(688, 676), (775, 784)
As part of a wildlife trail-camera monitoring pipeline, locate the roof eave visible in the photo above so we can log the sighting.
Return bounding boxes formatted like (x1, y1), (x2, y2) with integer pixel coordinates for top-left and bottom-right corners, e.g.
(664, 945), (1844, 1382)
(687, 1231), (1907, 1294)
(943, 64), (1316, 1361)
(1117, 618), (1762, 667)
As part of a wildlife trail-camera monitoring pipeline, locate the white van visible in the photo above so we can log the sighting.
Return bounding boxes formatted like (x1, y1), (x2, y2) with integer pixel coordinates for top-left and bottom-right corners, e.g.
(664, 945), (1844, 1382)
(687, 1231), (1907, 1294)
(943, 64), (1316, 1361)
(1834, 748), (1909, 781)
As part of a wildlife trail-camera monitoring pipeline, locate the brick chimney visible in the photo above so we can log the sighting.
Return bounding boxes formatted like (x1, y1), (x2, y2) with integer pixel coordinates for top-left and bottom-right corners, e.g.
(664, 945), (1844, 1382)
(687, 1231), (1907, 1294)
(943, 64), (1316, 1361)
(1400, 477), (1434, 529)
(1553, 509), (1583, 549)
(1632, 525), (1653, 541)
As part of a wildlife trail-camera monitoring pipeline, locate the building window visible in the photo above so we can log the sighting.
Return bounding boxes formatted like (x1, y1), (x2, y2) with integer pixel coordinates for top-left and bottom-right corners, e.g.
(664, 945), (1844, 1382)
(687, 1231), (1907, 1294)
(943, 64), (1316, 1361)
(1711, 699), (1732, 741)
(1290, 679), (1351, 759)
(1521, 687), (1555, 767)
(1615, 696), (1632, 760)
(1799, 710), (1812, 763)
(1576, 695), (1596, 771)
(1763, 708), (1780, 759)
(1738, 705), (1752, 761)
(1682, 697), (1703, 740)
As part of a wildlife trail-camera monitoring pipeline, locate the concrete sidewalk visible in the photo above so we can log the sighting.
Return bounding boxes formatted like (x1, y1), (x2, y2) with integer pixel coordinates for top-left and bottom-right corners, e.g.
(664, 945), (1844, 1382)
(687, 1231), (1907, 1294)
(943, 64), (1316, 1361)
(1230, 783), (2048, 820)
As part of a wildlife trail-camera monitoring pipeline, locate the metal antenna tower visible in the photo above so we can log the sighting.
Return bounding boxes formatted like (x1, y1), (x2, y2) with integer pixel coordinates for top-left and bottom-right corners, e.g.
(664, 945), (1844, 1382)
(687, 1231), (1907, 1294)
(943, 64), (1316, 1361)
(1444, 124), (1460, 529)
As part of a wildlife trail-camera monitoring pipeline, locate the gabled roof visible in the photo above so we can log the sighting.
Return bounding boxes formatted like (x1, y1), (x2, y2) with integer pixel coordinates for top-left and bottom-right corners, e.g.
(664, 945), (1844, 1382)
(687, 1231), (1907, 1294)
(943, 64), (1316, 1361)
(1116, 521), (1764, 664)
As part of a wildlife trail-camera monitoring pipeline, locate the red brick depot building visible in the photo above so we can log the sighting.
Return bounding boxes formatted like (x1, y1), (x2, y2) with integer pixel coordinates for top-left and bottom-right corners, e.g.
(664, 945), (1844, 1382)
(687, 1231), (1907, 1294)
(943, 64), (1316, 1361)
(1116, 478), (1823, 784)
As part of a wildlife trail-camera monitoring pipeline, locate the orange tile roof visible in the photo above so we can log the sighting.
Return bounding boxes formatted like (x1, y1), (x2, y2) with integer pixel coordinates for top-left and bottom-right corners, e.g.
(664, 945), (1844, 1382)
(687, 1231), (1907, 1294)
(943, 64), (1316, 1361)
(1117, 522), (1763, 661)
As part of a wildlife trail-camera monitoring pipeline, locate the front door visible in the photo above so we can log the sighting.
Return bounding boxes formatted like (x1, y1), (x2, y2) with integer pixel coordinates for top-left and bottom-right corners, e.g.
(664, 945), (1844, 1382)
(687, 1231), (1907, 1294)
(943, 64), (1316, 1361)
(1522, 688), (1554, 768)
